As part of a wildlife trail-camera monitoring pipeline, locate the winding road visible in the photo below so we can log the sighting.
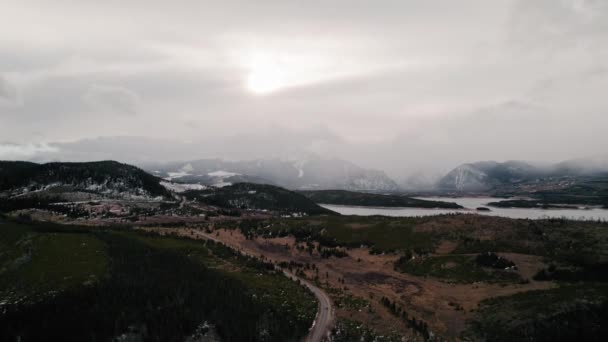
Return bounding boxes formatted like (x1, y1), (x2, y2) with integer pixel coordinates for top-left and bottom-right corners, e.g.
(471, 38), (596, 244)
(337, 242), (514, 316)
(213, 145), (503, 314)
(194, 230), (334, 342)
(281, 270), (334, 342)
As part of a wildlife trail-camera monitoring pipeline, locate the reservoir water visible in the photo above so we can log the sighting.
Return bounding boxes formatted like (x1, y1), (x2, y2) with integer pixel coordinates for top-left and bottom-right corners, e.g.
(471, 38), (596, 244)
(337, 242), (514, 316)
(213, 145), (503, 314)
(320, 197), (608, 221)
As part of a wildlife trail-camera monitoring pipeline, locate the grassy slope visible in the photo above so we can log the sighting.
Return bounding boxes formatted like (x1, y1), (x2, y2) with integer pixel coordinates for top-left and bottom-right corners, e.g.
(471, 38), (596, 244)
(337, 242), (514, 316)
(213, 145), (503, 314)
(321, 216), (434, 251)
(465, 284), (608, 341)
(134, 233), (317, 321)
(394, 254), (521, 284)
(0, 223), (107, 303)
(0, 221), (316, 341)
(228, 216), (436, 253)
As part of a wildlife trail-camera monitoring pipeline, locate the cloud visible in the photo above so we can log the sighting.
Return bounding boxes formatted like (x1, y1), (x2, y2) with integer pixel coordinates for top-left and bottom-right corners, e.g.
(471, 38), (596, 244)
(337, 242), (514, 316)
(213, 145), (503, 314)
(0, 76), (19, 106)
(509, 0), (608, 52)
(83, 84), (140, 115)
(0, 142), (59, 160)
(0, 1), (607, 176)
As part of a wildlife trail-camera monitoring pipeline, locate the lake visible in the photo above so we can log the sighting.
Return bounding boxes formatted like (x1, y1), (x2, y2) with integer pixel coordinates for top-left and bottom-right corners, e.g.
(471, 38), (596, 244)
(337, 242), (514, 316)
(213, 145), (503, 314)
(320, 197), (608, 221)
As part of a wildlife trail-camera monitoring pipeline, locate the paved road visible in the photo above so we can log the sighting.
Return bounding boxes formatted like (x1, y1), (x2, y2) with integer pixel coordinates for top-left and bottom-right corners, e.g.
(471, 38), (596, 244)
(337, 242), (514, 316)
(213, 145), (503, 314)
(195, 231), (334, 342)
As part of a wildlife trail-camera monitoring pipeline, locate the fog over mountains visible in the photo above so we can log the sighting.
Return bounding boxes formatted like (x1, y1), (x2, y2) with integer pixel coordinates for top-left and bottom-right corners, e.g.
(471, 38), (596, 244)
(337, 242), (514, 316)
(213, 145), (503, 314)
(4, 122), (608, 190)
(3, 131), (607, 192)
(146, 158), (399, 192)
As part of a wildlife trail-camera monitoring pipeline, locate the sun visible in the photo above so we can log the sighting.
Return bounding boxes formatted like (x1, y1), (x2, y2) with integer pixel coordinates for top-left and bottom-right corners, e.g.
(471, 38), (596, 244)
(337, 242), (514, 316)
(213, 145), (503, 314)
(246, 53), (287, 95)
(243, 49), (336, 94)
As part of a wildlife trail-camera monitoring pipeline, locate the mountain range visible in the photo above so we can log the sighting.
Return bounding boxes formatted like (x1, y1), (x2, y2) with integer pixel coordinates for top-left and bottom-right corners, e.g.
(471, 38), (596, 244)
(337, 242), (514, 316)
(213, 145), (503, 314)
(0, 160), (338, 216)
(1, 154), (607, 202)
(143, 158), (400, 192)
(437, 161), (540, 192)
(437, 159), (608, 196)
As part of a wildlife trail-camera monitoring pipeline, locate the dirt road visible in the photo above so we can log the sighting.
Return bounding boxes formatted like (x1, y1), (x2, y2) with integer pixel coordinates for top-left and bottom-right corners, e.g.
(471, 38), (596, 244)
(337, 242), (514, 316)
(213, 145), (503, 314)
(296, 274), (334, 342)
(193, 230), (334, 342)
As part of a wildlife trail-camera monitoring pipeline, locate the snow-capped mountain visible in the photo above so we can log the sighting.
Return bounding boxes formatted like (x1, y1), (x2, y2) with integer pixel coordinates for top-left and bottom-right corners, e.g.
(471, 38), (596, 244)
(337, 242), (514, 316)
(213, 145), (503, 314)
(437, 161), (542, 192)
(436, 159), (608, 193)
(144, 157), (400, 192)
(438, 163), (490, 191)
(151, 163), (276, 189)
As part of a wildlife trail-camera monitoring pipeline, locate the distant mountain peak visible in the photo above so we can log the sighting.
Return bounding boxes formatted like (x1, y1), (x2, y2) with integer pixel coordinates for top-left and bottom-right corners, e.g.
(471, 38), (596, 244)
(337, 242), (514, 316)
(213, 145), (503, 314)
(143, 157), (400, 192)
(439, 163), (490, 191)
(437, 158), (608, 193)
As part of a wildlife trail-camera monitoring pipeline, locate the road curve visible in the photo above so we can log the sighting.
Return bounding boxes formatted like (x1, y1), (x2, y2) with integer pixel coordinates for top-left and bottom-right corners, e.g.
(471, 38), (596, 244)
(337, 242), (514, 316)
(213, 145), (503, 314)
(289, 273), (334, 342)
(195, 231), (334, 342)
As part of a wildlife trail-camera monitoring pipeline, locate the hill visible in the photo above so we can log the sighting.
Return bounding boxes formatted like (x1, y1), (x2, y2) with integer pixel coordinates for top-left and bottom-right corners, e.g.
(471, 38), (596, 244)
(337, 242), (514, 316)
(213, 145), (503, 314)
(182, 183), (336, 216)
(0, 221), (316, 341)
(0, 160), (169, 200)
(300, 190), (463, 209)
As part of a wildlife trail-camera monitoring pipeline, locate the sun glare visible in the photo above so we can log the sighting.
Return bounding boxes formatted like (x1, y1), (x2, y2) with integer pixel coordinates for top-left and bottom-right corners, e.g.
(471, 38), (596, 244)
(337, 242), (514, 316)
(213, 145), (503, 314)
(246, 53), (287, 94)
(243, 49), (343, 95)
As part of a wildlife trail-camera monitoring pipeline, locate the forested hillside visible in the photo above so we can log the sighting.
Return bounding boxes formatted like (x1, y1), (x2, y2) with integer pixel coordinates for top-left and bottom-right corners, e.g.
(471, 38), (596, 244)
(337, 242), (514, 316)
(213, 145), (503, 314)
(183, 183), (336, 215)
(300, 190), (462, 209)
(0, 161), (169, 199)
(0, 220), (316, 341)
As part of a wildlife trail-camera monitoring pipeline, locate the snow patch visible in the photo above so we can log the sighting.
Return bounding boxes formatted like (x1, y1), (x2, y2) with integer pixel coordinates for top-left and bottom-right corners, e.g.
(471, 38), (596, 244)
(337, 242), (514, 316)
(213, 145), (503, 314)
(160, 181), (206, 193)
(452, 165), (487, 190)
(208, 170), (240, 177)
(292, 160), (306, 178)
(165, 171), (191, 180)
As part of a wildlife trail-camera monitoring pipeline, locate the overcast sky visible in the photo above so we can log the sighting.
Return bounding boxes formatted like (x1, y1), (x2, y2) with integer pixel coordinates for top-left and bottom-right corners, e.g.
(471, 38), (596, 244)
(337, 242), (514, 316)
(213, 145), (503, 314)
(1, 0), (607, 178)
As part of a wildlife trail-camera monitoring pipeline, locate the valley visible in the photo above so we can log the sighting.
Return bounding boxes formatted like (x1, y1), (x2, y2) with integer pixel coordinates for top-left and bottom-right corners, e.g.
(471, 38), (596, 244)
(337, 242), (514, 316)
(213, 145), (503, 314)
(1, 160), (607, 341)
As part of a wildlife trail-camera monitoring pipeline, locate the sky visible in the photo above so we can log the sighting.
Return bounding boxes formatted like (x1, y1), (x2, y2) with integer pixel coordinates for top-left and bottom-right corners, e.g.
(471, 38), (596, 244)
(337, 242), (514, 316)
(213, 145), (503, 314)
(1, 0), (607, 180)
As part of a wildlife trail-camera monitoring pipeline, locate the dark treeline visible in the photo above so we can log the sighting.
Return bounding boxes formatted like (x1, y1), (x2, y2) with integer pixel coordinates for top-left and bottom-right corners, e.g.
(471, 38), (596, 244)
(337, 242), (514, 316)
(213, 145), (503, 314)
(487, 199), (581, 209)
(467, 293), (608, 342)
(182, 183), (335, 215)
(379, 296), (431, 340)
(299, 190), (463, 209)
(319, 247), (348, 258)
(235, 219), (345, 248)
(534, 263), (608, 282)
(0, 228), (311, 342)
(0, 197), (89, 218)
(475, 252), (516, 269)
(0, 161), (169, 197)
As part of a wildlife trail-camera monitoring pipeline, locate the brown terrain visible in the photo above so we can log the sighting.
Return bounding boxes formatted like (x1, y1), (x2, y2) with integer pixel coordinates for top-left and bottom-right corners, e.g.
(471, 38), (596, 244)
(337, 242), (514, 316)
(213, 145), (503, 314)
(13, 198), (575, 341)
(141, 222), (555, 340)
